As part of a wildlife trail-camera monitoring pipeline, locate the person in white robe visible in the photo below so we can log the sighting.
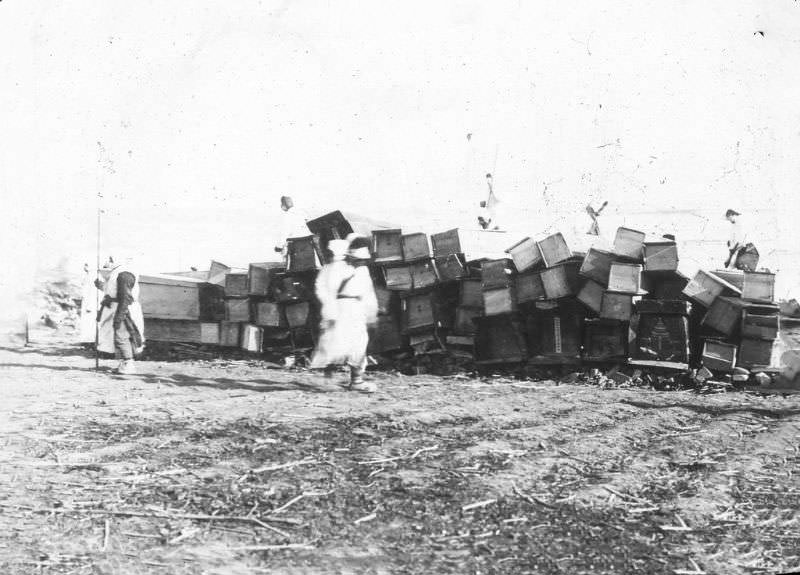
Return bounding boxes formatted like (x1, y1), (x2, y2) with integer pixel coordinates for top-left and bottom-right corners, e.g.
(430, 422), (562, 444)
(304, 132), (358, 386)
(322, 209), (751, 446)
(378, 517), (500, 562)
(309, 236), (378, 392)
(94, 258), (145, 374)
(724, 209), (759, 270)
(273, 196), (310, 262)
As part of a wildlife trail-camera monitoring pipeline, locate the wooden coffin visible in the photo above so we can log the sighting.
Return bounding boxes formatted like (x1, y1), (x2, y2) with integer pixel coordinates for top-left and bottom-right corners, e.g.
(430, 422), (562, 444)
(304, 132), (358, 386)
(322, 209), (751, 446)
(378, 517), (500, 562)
(483, 287), (517, 316)
(198, 283), (226, 322)
(613, 227), (645, 260)
(474, 314), (528, 364)
(583, 319), (628, 361)
(481, 259), (515, 291)
(643, 242), (678, 271)
(741, 309), (780, 341)
(607, 262), (642, 294)
(632, 314), (689, 363)
(383, 265), (413, 291)
(372, 229), (404, 263)
(454, 306), (482, 335)
(577, 279), (604, 314)
(402, 233), (430, 262)
(738, 338), (774, 369)
(541, 261), (581, 300)
(224, 273), (249, 297)
(220, 321), (242, 347)
(286, 235), (323, 272)
(284, 302), (311, 329)
(516, 271), (547, 304)
(702, 339), (737, 372)
(248, 262), (284, 296)
(368, 315), (406, 353)
(526, 303), (582, 362)
(600, 291), (634, 321)
(505, 237), (543, 273)
(682, 270), (741, 308)
(241, 324), (263, 353)
(254, 302), (286, 327)
(702, 296), (745, 337)
(139, 274), (202, 320)
(225, 297), (251, 322)
(460, 279), (484, 308)
(410, 259), (439, 290)
(742, 271), (775, 303)
(579, 248), (616, 286)
(536, 233), (571, 267)
(143, 318), (203, 343)
(435, 254), (467, 282)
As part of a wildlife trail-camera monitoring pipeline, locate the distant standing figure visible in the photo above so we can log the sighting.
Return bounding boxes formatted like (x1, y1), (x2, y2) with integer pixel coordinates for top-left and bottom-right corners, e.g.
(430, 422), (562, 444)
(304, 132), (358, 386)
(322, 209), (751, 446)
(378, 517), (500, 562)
(585, 201), (608, 236)
(724, 209), (759, 271)
(95, 258), (145, 374)
(309, 235), (378, 393)
(274, 196), (310, 258)
(78, 263), (97, 346)
(477, 201), (492, 230)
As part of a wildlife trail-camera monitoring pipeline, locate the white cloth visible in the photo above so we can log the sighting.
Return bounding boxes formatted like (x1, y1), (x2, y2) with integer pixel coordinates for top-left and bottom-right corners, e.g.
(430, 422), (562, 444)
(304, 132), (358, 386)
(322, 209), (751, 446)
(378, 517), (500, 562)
(78, 270), (97, 344)
(97, 265), (145, 355)
(310, 263), (377, 369)
(728, 217), (749, 249)
(281, 207), (310, 241)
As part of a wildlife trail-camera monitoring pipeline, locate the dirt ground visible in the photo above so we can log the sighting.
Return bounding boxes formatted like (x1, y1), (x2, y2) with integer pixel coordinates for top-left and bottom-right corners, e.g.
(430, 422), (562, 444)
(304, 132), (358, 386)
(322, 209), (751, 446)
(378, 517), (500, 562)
(1, 338), (799, 575)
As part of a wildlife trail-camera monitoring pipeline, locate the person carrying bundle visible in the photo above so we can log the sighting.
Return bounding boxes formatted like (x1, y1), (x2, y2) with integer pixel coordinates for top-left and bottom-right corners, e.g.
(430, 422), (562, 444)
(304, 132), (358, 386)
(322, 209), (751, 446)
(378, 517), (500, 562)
(724, 208), (759, 271)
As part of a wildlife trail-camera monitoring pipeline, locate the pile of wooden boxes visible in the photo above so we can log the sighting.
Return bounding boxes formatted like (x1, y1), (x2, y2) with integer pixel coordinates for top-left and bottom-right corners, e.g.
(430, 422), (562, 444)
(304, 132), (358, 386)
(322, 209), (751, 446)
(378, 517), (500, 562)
(685, 268), (780, 374)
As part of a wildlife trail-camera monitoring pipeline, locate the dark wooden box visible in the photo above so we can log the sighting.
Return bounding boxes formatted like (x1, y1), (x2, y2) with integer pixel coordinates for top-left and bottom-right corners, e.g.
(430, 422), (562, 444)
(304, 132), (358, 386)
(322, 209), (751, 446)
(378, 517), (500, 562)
(410, 259), (439, 290)
(536, 233), (571, 267)
(643, 241), (678, 271)
(474, 314), (528, 364)
(583, 319), (628, 361)
(506, 237), (543, 273)
(613, 227), (646, 261)
(224, 273), (249, 297)
(430, 228), (461, 259)
(526, 303), (583, 361)
(742, 271), (775, 303)
(460, 279), (484, 308)
(541, 260), (581, 300)
(225, 297), (251, 322)
(454, 306), (482, 335)
(579, 248), (616, 286)
(635, 299), (690, 316)
(198, 283), (226, 321)
(368, 315), (406, 353)
(284, 301), (311, 329)
(402, 233), (430, 262)
(248, 263), (284, 296)
(402, 291), (454, 333)
(600, 291), (634, 321)
(702, 296), (745, 337)
(607, 262), (642, 294)
(286, 235), (323, 272)
(481, 259), (515, 291)
(642, 271), (689, 300)
(738, 338), (774, 368)
(483, 287), (518, 316)
(577, 279), (604, 314)
(254, 301), (286, 327)
(741, 310), (779, 341)
(372, 229), (404, 263)
(272, 272), (315, 303)
(516, 271), (547, 304)
(435, 254), (467, 282)
(702, 339), (737, 372)
(383, 265), (413, 291)
(632, 314), (689, 363)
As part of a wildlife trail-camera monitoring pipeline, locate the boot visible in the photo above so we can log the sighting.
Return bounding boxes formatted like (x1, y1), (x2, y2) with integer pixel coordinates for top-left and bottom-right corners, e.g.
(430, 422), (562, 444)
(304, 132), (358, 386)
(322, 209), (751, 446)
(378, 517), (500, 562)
(117, 359), (137, 375)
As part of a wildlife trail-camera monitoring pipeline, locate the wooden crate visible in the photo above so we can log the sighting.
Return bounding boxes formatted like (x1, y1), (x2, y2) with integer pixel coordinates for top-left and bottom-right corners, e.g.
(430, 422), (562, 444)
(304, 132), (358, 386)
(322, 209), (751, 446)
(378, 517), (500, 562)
(368, 315), (406, 353)
(643, 242), (678, 271)
(635, 299), (690, 315)
(631, 314), (689, 363)
(402, 292), (452, 333)
(139, 274), (202, 320)
(254, 302), (286, 327)
(577, 279), (604, 314)
(284, 302), (311, 329)
(435, 254), (467, 282)
(742, 271), (775, 303)
(474, 314), (528, 364)
(607, 262), (642, 294)
(200, 322), (220, 345)
(516, 271), (547, 304)
(682, 270), (741, 308)
(248, 262), (284, 296)
(579, 248), (616, 286)
(613, 227), (646, 260)
(481, 259), (515, 291)
(220, 321), (242, 347)
(702, 296), (745, 337)
(383, 265), (413, 291)
(738, 338), (774, 369)
(241, 324), (263, 353)
(600, 291), (634, 321)
(702, 340), (737, 372)
(460, 279), (484, 308)
(454, 306), (482, 335)
(198, 283), (226, 321)
(526, 304), (582, 361)
(429, 228), (510, 262)
(506, 237), (542, 273)
(583, 319), (628, 361)
(430, 228), (461, 259)
(143, 318), (202, 343)
(375, 286), (396, 316)
(410, 259), (439, 290)
(372, 229), (404, 263)
(536, 233), (571, 267)
(272, 273), (315, 302)
(483, 287), (517, 316)
(208, 260), (231, 286)
(225, 297), (251, 322)
(224, 273), (249, 297)
(402, 233), (430, 262)
(741, 309), (779, 341)
(541, 261), (581, 300)
(287, 235), (323, 272)
(643, 271), (689, 300)
(713, 269), (745, 290)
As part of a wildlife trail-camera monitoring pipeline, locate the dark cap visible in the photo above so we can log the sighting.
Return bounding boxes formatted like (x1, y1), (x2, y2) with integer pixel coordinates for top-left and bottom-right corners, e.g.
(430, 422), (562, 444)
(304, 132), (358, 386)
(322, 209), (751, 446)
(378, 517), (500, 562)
(725, 209), (740, 218)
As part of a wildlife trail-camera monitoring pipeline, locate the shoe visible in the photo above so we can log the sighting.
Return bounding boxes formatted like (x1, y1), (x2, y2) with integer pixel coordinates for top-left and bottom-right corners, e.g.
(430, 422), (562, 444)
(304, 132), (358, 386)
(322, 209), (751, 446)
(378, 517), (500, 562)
(117, 360), (137, 375)
(350, 381), (376, 394)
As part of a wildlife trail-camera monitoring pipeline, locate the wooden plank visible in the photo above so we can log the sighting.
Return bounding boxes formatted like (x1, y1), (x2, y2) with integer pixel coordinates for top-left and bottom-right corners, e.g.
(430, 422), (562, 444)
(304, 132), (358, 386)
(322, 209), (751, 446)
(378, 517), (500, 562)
(143, 318), (202, 343)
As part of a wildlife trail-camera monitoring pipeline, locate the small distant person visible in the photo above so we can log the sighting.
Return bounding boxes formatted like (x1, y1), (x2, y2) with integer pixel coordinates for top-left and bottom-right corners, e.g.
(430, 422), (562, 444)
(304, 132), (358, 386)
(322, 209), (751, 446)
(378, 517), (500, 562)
(309, 235), (378, 393)
(94, 257), (145, 374)
(477, 201), (492, 230)
(78, 263), (97, 347)
(585, 201), (608, 236)
(479, 173), (501, 230)
(274, 195), (310, 257)
(724, 209), (759, 271)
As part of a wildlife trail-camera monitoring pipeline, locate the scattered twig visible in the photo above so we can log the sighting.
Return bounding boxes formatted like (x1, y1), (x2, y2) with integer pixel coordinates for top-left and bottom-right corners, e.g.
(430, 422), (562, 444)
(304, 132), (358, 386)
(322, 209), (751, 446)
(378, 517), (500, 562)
(513, 482), (556, 509)
(251, 458), (316, 474)
(272, 494), (304, 515)
(354, 512), (376, 524)
(357, 445), (439, 465)
(462, 499), (496, 511)
(102, 519), (110, 551)
(230, 543), (314, 552)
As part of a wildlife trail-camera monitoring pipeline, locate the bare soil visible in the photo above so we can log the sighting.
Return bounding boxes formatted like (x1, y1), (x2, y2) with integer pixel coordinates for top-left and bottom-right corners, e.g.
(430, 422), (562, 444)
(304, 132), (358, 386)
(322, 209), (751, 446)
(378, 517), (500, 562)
(1, 338), (799, 575)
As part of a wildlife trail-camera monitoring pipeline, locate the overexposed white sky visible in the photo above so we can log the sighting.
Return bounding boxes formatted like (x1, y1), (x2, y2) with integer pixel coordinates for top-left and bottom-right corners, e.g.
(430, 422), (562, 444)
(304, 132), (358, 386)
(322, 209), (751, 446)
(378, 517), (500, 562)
(1, 1), (799, 296)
